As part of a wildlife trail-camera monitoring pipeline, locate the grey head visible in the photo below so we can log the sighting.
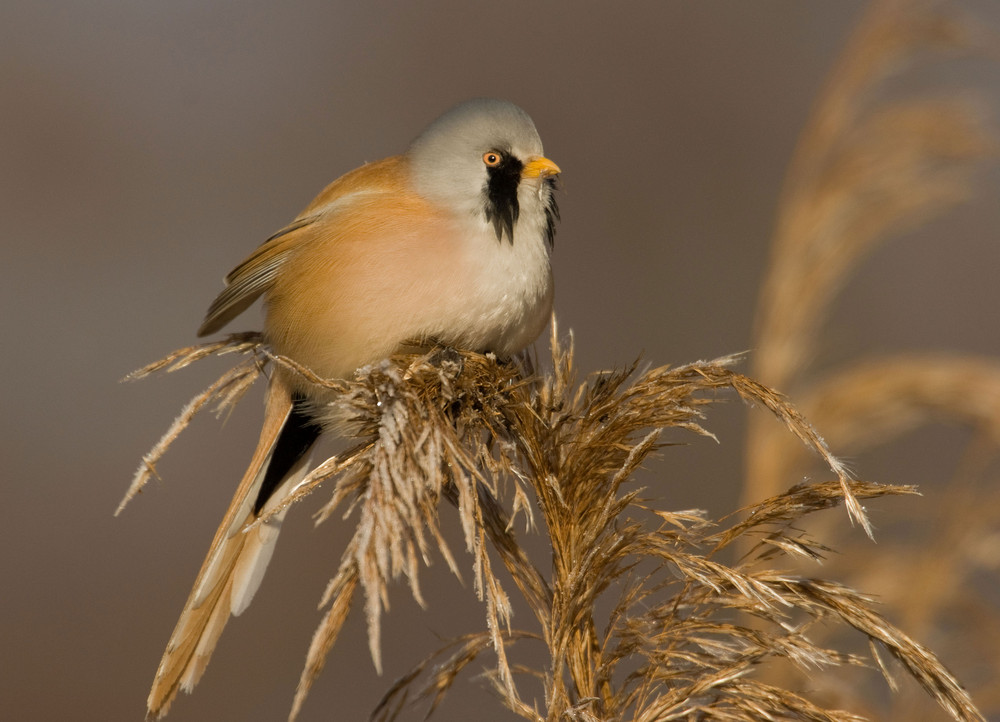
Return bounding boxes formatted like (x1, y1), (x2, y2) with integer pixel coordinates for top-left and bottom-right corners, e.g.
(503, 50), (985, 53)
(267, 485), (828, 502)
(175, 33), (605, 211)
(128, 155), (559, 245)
(407, 98), (559, 244)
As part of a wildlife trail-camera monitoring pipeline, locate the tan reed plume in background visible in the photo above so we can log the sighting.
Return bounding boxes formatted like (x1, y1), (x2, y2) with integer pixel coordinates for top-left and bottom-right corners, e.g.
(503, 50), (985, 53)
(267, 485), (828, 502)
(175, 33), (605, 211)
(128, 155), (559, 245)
(747, 0), (1000, 718)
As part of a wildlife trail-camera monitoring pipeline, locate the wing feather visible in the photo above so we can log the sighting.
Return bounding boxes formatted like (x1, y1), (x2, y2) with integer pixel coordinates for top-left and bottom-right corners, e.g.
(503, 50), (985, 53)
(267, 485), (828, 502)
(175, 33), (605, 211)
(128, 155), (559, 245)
(197, 156), (406, 337)
(197, 217), (316, 336)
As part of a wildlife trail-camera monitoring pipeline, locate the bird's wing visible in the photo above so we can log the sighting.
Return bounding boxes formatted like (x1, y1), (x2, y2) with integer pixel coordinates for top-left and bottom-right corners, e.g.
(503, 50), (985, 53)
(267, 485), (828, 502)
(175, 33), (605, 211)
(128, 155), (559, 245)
(197, 217), (315, 336)
(197, 156), (407, 337)
(146, 374), (300, 719)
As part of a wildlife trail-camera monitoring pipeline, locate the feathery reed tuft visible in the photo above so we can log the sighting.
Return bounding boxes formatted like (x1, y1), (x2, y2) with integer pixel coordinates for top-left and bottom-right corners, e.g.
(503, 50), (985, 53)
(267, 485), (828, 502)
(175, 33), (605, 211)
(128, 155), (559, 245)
(124, 322), (983, 721)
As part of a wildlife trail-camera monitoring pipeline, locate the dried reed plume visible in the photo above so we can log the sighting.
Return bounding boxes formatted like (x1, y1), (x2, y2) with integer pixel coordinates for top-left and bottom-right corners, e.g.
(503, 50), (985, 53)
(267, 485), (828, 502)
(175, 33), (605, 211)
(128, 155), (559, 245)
(748, 0), (1000, 717)
(123, 322), (983, 721)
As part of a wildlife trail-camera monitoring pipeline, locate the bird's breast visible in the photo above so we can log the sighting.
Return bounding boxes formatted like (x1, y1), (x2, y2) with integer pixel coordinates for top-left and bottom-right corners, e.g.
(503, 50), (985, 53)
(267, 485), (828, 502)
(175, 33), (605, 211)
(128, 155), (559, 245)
(263, 193), (552, 384)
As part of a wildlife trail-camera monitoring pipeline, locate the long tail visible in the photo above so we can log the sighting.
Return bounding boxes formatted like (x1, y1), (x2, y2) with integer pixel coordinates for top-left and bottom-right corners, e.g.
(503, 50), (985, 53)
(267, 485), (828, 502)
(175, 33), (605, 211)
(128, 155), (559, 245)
(147, 374), (321, 719)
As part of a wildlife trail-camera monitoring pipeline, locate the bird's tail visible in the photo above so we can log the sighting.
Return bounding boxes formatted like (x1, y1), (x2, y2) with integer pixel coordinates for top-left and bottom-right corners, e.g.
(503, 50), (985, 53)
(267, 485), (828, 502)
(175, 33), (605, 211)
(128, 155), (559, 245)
(146, 374), (320, 719)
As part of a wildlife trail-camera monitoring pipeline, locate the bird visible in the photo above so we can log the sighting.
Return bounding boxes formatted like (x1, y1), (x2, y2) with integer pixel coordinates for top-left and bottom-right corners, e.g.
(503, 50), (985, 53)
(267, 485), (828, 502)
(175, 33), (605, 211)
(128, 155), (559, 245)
(145, 98), (561, 718)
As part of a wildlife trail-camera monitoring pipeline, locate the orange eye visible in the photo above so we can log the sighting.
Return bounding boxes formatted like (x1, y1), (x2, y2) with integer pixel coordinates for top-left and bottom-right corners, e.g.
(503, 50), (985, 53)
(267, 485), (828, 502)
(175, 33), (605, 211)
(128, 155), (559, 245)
(483, 151), (502, 167)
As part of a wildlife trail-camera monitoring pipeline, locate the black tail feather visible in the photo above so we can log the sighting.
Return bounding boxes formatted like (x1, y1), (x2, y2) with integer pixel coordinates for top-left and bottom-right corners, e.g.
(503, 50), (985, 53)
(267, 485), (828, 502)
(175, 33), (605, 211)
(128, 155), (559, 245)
(253, 395), (321, 514)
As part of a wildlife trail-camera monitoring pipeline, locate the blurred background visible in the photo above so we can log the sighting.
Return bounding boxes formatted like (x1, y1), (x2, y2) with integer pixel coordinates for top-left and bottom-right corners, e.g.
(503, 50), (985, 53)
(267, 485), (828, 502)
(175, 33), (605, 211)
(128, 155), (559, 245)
(3, 1), (999, 720)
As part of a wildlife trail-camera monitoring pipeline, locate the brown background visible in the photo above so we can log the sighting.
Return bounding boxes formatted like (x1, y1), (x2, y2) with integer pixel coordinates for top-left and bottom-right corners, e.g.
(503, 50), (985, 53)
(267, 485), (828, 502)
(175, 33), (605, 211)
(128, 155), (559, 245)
(3, 2), (999, 720)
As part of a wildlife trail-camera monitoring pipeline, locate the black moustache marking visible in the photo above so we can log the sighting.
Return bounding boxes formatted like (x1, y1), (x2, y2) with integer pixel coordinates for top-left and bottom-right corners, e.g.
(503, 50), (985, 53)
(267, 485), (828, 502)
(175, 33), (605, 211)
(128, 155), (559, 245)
(483, 153), (523, 244)
(543, 176), (559, 248)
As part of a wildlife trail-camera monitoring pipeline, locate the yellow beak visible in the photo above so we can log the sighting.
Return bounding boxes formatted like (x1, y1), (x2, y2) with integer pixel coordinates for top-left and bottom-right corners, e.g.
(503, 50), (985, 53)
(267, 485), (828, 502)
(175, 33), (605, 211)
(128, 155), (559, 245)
(521, 156), (561, 179)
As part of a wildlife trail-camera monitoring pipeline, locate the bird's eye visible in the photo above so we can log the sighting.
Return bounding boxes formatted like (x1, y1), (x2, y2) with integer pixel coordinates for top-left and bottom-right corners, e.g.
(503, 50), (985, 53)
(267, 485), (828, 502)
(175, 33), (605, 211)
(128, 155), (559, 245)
(483, 151), (502, 167)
